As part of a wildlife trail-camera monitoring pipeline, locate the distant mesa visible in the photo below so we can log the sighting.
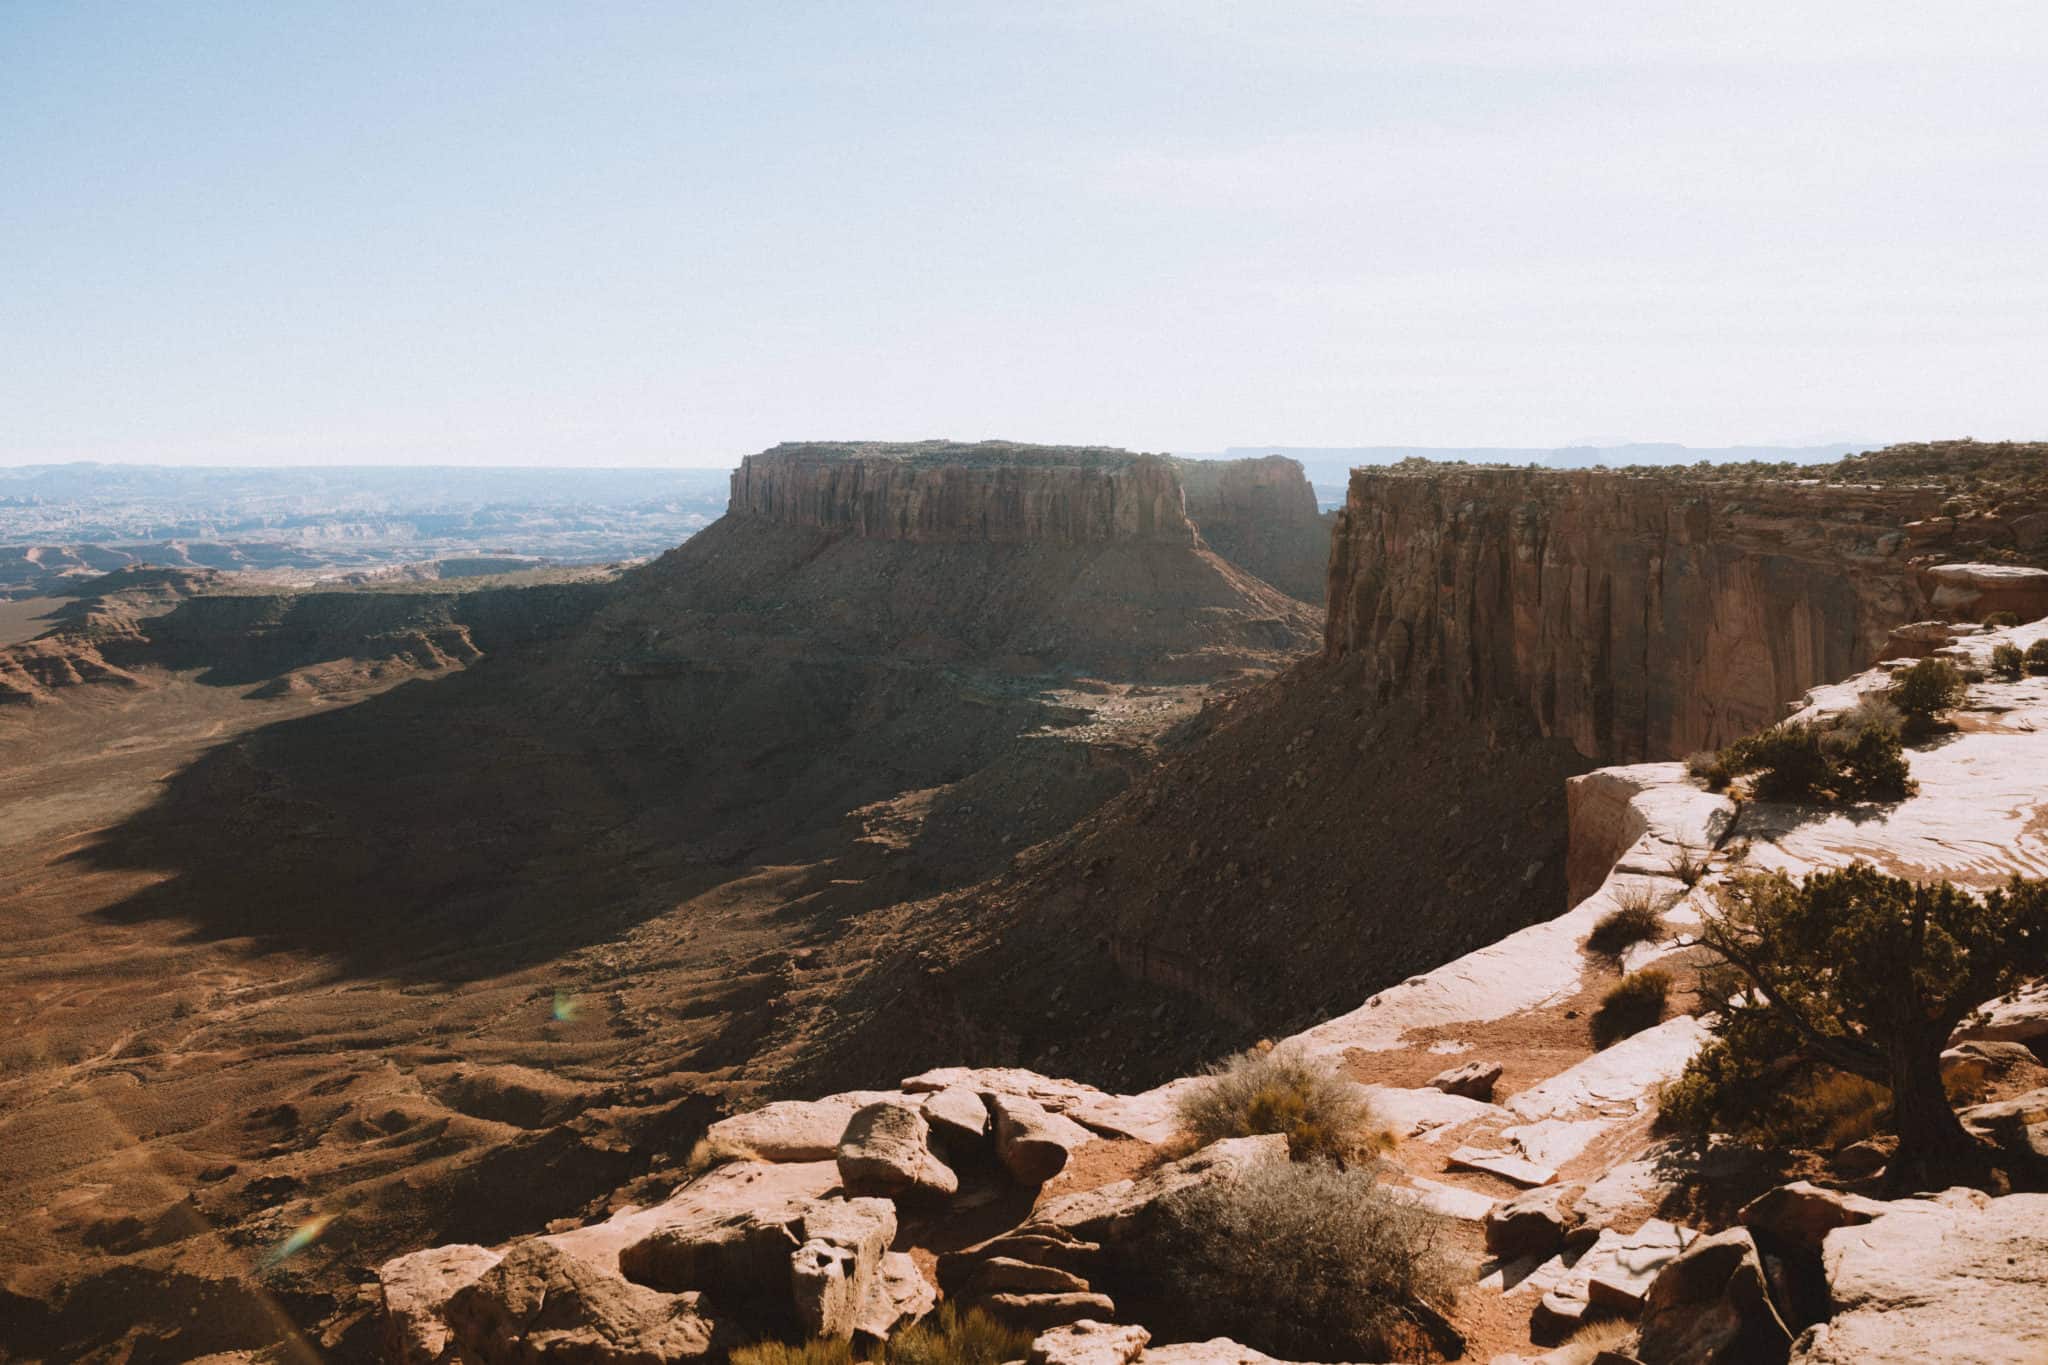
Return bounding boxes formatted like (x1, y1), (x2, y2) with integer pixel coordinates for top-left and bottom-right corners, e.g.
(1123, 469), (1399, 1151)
(729, 441), (1197, 545)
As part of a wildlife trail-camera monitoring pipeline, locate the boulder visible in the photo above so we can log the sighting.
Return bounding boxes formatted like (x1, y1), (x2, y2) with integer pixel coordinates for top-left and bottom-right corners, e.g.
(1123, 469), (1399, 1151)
(920, 1086), (991, 1150)
(1956, 1086), (2048, 1145)
(1737, 1183), (1889, 1255)
(855, 1251), (938, 1338)
(1939, 1040), (2045, 1091)
(445, 1239), (717, 1363)
(546, 1158), (841, 1275)
(1633, 1227), (1794, 1365)
(938, 1230), (1104, 1295)
(973, 1291), (1118, 1332)
(1486, 1183), (1583, 1260)
(379, 1243), (504, 1365)
(617, 1203), (806, 1299)
(1033, 1134), (1287, 1243)
(972, 1256), (1093, 1295)
(618, 1194), (899, 1339)
(1792, 1192), (2048, 1362)
(1028, 1321), (1152, 1365)
(789, 1198), (898, 1338)
(837, 1102), (959, 1200)
(1359, 1082), (1508, 1138)
(989, 1093), (1090, 1186)
(901, 1066), (1106, 1112)
(702, 1094), (895, 1162)
(1533, 1220), (1697, 1342)
(1585, 1220), (1700, 1315)
(1952, 980), (2048, 1046)
(1428, 1059), (1504, 1101)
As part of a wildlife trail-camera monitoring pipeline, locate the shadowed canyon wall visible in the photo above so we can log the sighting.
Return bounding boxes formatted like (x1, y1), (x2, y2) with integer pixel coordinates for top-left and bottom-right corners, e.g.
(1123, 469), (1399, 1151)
(1323, 468), (1955, 762)
(1172, 455), (1331, 603)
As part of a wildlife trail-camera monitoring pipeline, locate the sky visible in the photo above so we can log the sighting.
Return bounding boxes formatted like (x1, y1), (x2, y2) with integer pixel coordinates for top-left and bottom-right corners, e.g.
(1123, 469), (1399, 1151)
(3, 2), (2046, 468)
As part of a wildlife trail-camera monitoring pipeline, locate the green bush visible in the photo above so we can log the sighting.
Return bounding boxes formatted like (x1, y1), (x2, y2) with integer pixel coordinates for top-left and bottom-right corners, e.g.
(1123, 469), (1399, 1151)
(1982, 611), (2020, 628)
(1144, 1158), (1459, 1360)
(1592, 969), (1671, 1047)
(1992, 643), (2026, 677)
(1685, 750), (1731, 791)
(1714, 719), (1914, 806)
(2029, 639), (2048, 675)
(1659, 1010), (1890, 1151)
(1177, 1047), (1390, 1164)
(1889, 656), (1966, 728)
(1587, 887), (1667, 957)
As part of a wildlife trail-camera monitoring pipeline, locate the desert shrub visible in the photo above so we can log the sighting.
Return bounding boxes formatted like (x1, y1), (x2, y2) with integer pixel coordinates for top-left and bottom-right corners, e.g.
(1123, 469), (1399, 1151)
(1660, 1021), (1891, 1152)
(2029, 639), (2048, 674)
(731, 1339), (856, 1365)
(1144, 1158), (1459, 1360)
(684, 1134), (760, 1176)
(1715, 720), (1913, 806)
(1177, 1047), (1390, 1164)
(1591, 969), (1671, 1047)
(1587, 886), (1667, 957)
(1889, 655), (1966, 731)
(1667, 842), (1706, 888)
(1685, 750), (1730, 791)
(1689, 864), (2048, 1188)
(1992, 643), (2026, 677)
(1830, 692), (1903, 740)
(733, 1306), (1027, 1365)
(887, 1305), (1030, 1365)
(1548, 1320), (1640, 1365)
(1829, 722), (1915, 802)
(1983, 610), (2020, 628)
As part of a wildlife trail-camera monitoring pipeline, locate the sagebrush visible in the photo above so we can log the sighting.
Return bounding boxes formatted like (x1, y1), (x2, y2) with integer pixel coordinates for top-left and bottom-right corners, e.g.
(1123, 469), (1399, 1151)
(1144, 1158), (1459, 1359)
(1177, 1047), (1390, 1163)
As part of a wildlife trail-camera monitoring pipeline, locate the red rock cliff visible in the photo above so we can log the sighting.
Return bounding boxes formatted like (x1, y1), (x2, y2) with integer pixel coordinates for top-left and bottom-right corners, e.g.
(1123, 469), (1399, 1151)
(1172, 455), (1331, 603)
(1324, 468), (1949, 761)
(729, 441), (1195, 545)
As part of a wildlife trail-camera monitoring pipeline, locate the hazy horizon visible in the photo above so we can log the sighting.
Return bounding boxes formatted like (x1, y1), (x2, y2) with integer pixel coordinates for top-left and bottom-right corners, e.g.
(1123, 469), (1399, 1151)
(6, 3), (2046, 467)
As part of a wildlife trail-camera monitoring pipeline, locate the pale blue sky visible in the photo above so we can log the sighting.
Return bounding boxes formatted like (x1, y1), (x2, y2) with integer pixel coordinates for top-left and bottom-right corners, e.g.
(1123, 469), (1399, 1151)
(4, 2), (2045, 467)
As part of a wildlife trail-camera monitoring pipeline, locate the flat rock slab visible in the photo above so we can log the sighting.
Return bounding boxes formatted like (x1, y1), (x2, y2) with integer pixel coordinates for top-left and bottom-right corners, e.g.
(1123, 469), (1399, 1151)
(1532, 1219), (1696, 1340)
(704, 1092), (904, 1162)
(1068, 1079), (1202, 1144)
(1501, 1117), (1612, 1170)
(902, 1067), (1106, 1113)
(1360, 1083), (1508, 1139)
(1387, 1176), (1498, 1222)
(380, 1243), (505, 1365)
(545, 1159), (842, 1275)
(1449, 1146), (1558, 1188)
(1793, 1191), (2048, 1364)
(838, 1102), (959, 1199)
(1507, 1015), (1712, 1121)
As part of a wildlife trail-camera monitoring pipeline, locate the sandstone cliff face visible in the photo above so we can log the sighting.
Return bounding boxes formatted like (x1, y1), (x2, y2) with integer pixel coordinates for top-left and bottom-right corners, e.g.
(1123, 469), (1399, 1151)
(1324, 470), (1945, 762)
(729, 442), (1195, 545)
(1171, 456), (1332, 603)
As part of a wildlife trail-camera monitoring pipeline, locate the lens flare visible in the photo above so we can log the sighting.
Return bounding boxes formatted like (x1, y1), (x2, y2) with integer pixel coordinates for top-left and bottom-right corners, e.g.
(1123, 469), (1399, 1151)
(552, 988), (580, 1022)
(262, 1212), (335, 1269)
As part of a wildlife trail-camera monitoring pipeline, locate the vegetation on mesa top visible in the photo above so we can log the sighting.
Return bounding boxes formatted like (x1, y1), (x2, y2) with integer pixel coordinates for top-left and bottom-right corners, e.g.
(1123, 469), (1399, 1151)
(753, 440), (1172, 471)
(1363, 438), (2047, 489)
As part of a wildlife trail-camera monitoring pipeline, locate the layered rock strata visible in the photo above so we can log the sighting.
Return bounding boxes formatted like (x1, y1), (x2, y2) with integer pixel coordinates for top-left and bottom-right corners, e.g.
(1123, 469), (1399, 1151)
(1170, 456), (1331, 603)
(1326, 468), (1953, 761)
(729, 442), (1195, 546)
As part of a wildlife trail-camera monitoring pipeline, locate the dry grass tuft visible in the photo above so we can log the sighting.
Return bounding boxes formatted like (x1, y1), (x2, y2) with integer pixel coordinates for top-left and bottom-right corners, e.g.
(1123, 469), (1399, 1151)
(1591, 969), (1672, 1048)
(1587, 886), (1667, 957)
(1177, 1046), (1393, 1164)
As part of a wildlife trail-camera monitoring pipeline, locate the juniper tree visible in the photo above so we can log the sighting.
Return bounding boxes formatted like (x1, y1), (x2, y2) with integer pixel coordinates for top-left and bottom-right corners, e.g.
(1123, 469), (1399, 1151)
(1692, 863), (2048, 1190)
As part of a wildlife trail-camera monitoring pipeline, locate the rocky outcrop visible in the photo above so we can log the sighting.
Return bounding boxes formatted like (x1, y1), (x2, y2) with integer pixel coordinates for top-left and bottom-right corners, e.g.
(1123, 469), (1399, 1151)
(1324, 468), (1948, 761)
(1172, 456), (1331, 603)
(729, 442), (1196, 545)
(1793, 1192), (2048, 1363)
